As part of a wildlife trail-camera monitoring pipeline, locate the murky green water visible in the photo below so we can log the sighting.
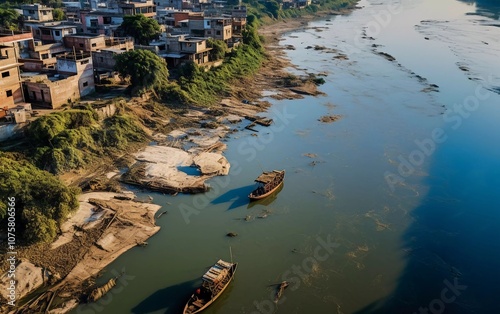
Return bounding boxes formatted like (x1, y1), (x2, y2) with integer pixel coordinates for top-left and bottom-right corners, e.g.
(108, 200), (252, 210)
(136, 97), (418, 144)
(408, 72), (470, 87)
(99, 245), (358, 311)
(74, 0), (500, 313)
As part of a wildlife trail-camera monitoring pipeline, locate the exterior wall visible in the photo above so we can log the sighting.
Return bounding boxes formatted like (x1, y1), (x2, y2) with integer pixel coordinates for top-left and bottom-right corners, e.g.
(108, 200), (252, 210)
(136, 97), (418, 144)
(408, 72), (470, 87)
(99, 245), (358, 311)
(0, 70), (23, 109)
(119, 0), (157, 18)
(80, 13), (123, 36)
(0, 46), (23, 109)
(92, 50), (119, 70)
(179, 39), (206, 53)
(0, 31), (33, 45)
(205, 18), (232, 42)
(104, 37), (134, 50)
(19, 60), (44, 72)
(24, 77), (80, 108)
(22, 5), (54, 22)
(173, 12), (190, 26)
(157, 0), (183, 10)
(64, 36), (107, 52)
(24, 72), (95, 109)
(57, 58), (78, 74)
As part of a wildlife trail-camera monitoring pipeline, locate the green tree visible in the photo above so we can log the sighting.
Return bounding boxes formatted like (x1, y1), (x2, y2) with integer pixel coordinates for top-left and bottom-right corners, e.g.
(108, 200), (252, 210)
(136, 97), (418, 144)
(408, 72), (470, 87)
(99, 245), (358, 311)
(114, 49), (169, 95)
(0, 155), (80, 244)
(264, 0), (281, 19)
(53, 8), (65, 21)
(207, 38), (228, 61)
(0, 8), (20, 30)
(118, 14), (161, 45)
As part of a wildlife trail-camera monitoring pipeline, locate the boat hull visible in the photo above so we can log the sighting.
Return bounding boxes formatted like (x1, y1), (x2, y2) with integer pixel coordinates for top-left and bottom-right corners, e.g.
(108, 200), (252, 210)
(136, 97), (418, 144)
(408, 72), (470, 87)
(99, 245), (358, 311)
(248, 180), (284, 200)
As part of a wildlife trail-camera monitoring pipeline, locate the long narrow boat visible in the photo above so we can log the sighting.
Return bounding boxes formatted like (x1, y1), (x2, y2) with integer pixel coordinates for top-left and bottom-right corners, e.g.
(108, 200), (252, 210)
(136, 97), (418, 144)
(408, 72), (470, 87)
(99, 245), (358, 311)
(183, 260), (237, 314)
(248, 170), (285, 200)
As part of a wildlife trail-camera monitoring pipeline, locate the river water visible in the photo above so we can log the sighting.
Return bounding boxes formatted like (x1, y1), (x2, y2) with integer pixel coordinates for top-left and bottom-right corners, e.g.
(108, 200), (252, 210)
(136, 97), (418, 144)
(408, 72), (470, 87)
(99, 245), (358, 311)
(74, 0), (500, 313)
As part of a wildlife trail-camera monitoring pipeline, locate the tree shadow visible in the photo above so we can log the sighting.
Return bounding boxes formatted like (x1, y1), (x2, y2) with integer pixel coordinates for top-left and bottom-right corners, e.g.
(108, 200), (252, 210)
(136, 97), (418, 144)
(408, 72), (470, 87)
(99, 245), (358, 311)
(131, 278), (198, 314)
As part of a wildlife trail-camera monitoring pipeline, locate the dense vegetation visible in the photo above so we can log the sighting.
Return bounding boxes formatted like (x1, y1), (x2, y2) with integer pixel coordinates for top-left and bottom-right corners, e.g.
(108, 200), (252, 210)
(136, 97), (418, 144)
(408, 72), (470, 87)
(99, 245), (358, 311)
(114, 49), (170, 95)
(27, 105), (148, 174)
(117, 14), (162, 45)
(0, 7), (21, 30)
(0, 154), (80, 243)
(206, 38), (228, 61)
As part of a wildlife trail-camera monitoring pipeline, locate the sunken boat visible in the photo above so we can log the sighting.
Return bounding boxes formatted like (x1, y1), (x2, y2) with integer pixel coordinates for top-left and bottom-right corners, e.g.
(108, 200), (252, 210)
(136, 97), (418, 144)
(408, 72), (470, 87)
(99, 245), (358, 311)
(183, 259), (237, 314)
(248, 170), (285, 200)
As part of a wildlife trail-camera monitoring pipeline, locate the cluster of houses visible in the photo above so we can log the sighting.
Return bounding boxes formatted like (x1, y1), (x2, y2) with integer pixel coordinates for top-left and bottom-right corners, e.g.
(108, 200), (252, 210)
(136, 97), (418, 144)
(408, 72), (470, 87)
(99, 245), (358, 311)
(0, 0), (257, 122)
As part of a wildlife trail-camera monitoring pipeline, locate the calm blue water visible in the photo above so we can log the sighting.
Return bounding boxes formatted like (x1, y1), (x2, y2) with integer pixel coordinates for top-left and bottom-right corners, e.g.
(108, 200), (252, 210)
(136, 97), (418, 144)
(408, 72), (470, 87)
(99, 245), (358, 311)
(73, 0), (500, 313)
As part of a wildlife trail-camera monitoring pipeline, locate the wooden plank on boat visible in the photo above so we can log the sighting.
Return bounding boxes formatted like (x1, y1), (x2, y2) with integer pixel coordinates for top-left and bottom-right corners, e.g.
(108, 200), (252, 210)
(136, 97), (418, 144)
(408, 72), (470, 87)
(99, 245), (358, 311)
(216, 260), (232, 268)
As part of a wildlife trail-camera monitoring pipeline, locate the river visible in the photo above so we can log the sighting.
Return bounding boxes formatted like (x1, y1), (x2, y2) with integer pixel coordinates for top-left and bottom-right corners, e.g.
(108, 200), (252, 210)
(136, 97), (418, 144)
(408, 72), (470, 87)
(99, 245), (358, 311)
(73, 0), (500, 313)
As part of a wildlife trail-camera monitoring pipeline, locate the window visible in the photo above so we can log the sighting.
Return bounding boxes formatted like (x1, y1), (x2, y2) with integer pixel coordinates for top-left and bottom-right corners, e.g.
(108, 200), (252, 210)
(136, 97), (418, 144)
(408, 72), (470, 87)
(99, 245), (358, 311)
(216, 30), (221, 35)
(55, 31), (60, 36)
(29, 10), (35, 14)
(83, 82), (88, 87)
(1, 71), (10, 78)
(99, 57), (104, 62)
(41, 29), (50, 35)
(41, 53), (49, 59)
(6, 90), (13, 97)
(81, 59), (89, 65)
(92, 43), (97, 47)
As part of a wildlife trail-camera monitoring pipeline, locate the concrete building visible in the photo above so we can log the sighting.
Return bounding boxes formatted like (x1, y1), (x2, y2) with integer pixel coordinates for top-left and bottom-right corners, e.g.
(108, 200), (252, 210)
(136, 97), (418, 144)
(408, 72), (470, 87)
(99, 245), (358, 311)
(160, 34), (211, 67)
(23, 52), (95, 108)
(64, 34), (134, 52)
(80, 11), (124, 36)
(0, 29), (34, 111)
(231, 6), (247, 38)
(21, 4), (54, 22)
(119, 0), (157, 18)
(36, 24), (78, 43)
(204, 17), (232, 43)
(20, 41), (67, 71)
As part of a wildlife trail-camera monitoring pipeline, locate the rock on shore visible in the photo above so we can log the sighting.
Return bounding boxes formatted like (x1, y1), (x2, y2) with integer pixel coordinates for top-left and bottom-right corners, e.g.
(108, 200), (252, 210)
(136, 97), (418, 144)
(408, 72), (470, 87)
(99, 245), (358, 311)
(124, 144), (230, 193)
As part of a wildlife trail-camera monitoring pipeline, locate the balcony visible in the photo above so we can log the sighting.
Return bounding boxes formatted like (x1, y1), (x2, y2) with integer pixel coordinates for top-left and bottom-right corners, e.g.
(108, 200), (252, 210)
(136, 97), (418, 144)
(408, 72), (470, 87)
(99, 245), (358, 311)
(0, 29), (33, 44)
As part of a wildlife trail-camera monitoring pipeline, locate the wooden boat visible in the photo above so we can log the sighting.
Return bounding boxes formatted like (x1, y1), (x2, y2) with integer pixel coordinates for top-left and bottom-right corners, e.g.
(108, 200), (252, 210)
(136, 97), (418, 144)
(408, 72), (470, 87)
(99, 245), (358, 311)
(248, 170), (285, 200)
(183, 260), (237, 314)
